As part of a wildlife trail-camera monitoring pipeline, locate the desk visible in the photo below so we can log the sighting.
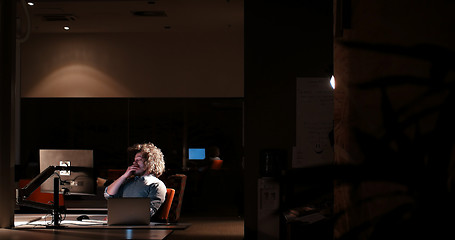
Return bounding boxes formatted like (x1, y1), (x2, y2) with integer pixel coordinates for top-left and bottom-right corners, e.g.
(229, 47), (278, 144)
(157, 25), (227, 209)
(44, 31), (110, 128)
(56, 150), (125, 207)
(12, 214), (190, 240)
(5, 228), (173, 240)
(14, 213), (190, 230)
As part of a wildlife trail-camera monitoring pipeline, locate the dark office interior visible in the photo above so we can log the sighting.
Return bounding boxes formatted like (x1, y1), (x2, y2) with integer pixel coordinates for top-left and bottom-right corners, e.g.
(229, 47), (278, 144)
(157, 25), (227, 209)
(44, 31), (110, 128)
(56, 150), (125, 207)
(18, 97), (244, 215)
(2, 0), (455, 239)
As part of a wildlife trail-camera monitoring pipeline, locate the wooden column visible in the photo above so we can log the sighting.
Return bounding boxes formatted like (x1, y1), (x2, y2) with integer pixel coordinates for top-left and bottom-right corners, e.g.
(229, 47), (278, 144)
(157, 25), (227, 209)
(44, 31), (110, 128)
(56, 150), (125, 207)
(0, 0), (16, 228)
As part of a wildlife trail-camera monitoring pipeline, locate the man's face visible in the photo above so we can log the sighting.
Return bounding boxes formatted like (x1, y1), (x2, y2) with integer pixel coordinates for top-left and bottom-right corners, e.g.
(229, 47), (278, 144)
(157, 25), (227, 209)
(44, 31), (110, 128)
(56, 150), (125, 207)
(132, 152), (147, 176)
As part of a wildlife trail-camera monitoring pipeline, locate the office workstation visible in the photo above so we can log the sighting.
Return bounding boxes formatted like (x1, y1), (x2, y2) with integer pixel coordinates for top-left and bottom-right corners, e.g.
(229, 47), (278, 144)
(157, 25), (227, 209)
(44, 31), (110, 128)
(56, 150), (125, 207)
(12, 148), (190, 240)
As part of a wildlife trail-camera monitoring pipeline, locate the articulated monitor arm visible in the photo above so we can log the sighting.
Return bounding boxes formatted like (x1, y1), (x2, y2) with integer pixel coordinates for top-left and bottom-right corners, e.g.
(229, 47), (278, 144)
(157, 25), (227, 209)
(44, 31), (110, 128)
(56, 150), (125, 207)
(16, 166), (58, 210)
(16, 166), (91, 228)
(16, 166), (89, 210)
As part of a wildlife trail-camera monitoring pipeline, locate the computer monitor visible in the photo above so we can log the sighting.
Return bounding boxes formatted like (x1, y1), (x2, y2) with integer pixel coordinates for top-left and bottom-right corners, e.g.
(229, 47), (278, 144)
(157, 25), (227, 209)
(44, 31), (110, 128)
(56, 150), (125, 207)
(188, 148), (206, 160)
(39, 149), (95, 195)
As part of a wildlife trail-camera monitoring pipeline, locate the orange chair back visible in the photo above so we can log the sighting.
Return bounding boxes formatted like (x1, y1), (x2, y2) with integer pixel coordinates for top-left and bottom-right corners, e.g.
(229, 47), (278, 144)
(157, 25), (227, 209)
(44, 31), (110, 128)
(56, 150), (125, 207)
(18, 179), (64, 206)
(107, 169), (125, 180)
(164, 174), (187, 222)
(156, 188), (175, 221)
(211, 159), (223, 170)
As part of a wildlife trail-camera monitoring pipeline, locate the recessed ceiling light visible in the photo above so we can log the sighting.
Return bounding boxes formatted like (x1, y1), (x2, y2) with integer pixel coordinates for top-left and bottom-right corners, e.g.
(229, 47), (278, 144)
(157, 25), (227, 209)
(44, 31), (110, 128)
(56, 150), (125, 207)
(63, 26), (70, 31)
(27, 2), (34, 6)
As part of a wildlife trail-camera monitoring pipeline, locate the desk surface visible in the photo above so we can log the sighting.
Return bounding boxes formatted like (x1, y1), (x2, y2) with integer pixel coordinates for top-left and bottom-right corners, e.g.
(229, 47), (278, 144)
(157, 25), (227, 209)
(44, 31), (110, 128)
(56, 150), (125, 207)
(12, 214), (176, 240)
(14, 213), (190, 230)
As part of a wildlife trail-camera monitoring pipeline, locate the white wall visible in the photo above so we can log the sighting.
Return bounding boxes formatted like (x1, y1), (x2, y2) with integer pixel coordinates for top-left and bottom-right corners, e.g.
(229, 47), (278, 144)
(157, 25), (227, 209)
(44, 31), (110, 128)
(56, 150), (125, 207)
(20, 30), (243, 98)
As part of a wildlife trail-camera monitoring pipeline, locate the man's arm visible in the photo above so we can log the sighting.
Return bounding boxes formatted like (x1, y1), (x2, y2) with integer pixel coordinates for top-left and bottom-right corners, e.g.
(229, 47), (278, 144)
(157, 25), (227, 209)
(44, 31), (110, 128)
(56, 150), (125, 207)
(105, 165), (138, 197)
(148, 180), (167, 217)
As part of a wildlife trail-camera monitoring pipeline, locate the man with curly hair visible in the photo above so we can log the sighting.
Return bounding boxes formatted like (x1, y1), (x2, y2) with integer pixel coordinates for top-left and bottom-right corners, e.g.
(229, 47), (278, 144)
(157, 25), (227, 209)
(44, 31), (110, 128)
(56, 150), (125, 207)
(104, 142), (167, 218)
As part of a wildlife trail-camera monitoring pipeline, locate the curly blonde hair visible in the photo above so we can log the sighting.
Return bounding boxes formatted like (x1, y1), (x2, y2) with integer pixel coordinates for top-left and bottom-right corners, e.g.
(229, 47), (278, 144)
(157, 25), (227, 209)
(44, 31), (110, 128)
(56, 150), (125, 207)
(128, 142), (165, 177)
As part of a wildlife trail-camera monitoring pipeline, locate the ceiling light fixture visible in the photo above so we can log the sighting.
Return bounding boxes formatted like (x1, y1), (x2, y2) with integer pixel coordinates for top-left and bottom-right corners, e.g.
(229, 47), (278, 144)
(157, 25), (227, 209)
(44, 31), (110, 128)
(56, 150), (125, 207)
(27, 2), (34, 6)
(63, 26), (70, 31)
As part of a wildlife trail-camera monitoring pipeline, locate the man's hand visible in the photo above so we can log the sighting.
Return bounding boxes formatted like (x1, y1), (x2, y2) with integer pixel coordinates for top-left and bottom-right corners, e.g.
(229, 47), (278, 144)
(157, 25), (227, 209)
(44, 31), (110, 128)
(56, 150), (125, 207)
(124, 165), (140, 177)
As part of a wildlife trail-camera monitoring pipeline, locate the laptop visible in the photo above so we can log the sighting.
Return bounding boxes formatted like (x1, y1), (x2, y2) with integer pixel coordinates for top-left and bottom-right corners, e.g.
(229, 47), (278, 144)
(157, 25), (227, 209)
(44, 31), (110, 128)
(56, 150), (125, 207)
(107, 198), (151, 225)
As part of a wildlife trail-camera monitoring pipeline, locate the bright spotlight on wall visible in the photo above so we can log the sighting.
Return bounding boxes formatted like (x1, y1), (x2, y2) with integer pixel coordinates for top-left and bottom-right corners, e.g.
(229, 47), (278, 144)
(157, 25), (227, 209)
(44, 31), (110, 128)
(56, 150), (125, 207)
(330, 75), (335, 89)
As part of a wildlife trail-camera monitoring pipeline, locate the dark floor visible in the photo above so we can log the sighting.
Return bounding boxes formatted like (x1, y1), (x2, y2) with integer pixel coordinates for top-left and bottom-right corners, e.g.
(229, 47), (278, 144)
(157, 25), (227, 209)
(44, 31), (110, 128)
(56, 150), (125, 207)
(168, 199), (244, 240)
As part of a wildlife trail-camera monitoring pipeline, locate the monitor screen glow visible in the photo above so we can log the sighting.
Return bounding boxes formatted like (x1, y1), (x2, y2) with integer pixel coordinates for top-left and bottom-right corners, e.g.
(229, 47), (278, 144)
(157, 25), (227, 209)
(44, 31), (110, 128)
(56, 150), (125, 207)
(188, 148), (206, 160)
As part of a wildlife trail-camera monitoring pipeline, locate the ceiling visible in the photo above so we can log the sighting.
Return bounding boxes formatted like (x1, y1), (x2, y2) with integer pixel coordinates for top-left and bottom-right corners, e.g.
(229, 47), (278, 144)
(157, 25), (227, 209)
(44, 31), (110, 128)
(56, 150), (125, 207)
(17, 0), (244, 33)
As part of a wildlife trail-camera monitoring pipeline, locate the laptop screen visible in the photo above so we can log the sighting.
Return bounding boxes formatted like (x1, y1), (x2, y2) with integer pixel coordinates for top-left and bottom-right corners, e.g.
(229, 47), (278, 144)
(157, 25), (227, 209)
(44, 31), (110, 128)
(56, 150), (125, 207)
(107, 198), (150, 225)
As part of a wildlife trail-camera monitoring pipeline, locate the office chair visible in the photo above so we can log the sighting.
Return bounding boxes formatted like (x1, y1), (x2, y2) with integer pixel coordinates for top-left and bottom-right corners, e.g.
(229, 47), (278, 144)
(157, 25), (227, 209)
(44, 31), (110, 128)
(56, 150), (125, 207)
(153, 188), (175, 223)
(210, 159), (223, 170)
(107, 169), (124, 180)
(163, 174), (187, 223)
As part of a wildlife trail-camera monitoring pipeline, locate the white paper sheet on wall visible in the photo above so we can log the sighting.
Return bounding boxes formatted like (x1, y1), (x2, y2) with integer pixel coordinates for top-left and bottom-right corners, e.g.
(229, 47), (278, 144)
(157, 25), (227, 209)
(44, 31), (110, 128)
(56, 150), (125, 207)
(293, 77), (334, 168)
